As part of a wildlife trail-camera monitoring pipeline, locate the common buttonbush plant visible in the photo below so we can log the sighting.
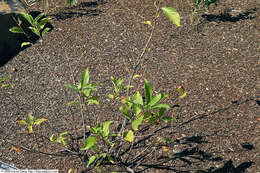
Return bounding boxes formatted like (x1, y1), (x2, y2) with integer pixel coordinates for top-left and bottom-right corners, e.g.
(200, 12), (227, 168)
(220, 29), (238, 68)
(14, 1), (187, 172)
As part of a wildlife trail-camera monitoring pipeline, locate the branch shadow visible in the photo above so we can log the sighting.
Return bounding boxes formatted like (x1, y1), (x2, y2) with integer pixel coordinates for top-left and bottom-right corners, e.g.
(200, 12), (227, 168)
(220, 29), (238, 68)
(202, 8), (258, 23)
(0, 11), (53, 67)
(50, 1), (104, 21)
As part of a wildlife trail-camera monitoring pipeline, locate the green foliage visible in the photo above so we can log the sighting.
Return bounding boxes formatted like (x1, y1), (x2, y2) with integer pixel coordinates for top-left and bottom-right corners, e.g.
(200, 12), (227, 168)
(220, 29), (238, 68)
(13, 1), (186, 171)
(50, 132), (69, 147)
(64, 68), (99, 106)
(9, 12), (51, 47)
(0, 75), (14, 88)
(17, 113), (47, 133)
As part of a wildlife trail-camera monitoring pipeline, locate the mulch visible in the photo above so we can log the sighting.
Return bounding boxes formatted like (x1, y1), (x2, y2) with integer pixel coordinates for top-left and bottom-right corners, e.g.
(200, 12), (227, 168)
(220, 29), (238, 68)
(0, 0), (259, 172)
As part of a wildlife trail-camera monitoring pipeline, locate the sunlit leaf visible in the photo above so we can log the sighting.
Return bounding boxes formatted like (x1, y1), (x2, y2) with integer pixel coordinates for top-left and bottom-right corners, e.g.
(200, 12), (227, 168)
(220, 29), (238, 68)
(21, 12), (34, 25)
(86, 155), (97, 167)
(144, 79), (152, 105)
(64, 84), (80, 93)
(81, 68), (90, 88)
(50, 134), (56, 142)
(177, 86), (187, 98)
(0, 76), (9, 83)
(28, 125), (33, 133)
(34, 13), (44, 22)
(161, 116), (175, 123)
(151, 104), (170, 110)
(81, 136), (97, 150)
(161, 7), (181, 27)
(102, 121), (113, 140)
(162, 146), (169, 152)
(9, 27), (23, 34)
(21, 42), (32, 47)
(108, 94), (114, 99)
(34, 118), (47, 125)
(142, 21), (152, 26)
(108, 155), (115, 164)
(132, 115), (144, 131)
(29, 26), (40, 37)
(28, 113), (34, 125)
(17, 119), (27, 125)
(123, 130), (134, 142)
(120, 106), (131, 120)
(133, 74), (142, 79)
(67, 101), (81, 107)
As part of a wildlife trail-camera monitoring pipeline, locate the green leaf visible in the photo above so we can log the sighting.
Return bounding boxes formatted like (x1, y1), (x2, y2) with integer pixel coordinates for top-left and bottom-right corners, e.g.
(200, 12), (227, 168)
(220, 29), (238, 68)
(161, 7), (181, 27)
(177, 86), (187, 98)
(17, 119), (27, 125)
(88, 98), (99, 105)
(120, 106), (131, 120)
(41, 27), (50, 37)
(148, 93), (168, 108)
(21, 12), (34, 25)
(21, 42), (32, 47)
(67, 100), (81, 107)
(81, 136), (97, 150)
(123, 130), (134, 142)
(144, 79), (152, 105)
(161, 116), (176, 123)
(87, 155), (97, 167)
(64, 84), (80, 93)
(34, 13), (44, 22)
(102, 121), (113, 140)
(101, 153), (107, 158)
(142, 21), (152, 26)
(108, 156), (115, 164)
(34, 118), (47, 125)
(81, 68), (90, 89)
(108, 94), (114, 99)
(50, 134), (56, 142)
(132, 91), (143, 115)
(28, 125), (33, 133)
(9, 27), (23, 34)
(0, 76), (9, 83)
(38, 17), (51, 29)
(28, 113), (34, 125)
(29, 26), (40, 37)
(131, 115), (144, 131)
(151, 104), (170, 110)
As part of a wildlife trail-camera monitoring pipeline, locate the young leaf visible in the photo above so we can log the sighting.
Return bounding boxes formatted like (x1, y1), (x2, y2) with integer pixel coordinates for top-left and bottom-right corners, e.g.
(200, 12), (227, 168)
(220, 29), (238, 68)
(21, 12), (34, 25)
(38, 17), (51, 29)
(17, 120), (27, 125)
(102, 121), (113, 140)
(108, 156), (115, 164)
(28, 113), (34, 125)
(67, 101), (81, 107)
(151, 104), (170, 110)
(108, 94), (114, 99)
(161, 7), (181, 27)
(81, 68), (90, 89)
(29, 26), (41, 37)
(177, 86), (187, 98)
(41, 27), (51, 37)
(161, 116), (176, 123)
(28, 125), (33, 133)
(9, 27), (24, 34)
(131, 115), (144, 131)
(81, 136), (97, 150)
(34, 13), (44, 22)
(88, 98), (99, 105)
(123, 130), (134, 142)
(120, 106), (131, 120)
(34, 118), (47, 125)
(64, 84), (80, 93)
(50, 134), (56, 142)
(21, 42), (32, 47)
(86, 155), (97, 167)
(144, 79), (152, 105)
(142, 21), (152, 26)
(0, 76), (9, 83)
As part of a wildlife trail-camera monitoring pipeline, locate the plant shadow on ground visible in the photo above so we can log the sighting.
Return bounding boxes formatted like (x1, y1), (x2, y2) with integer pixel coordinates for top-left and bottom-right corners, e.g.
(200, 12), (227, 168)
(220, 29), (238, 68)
(50, 1), (104, 21)
(0, 11), (53, 67)
(98, 132), (254, 173)
(202, 8), (258, 23)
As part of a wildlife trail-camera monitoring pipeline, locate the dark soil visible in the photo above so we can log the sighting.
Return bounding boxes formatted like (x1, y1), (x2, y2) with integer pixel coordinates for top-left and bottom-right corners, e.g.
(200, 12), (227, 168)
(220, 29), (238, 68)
(0, 0), (259, 172)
